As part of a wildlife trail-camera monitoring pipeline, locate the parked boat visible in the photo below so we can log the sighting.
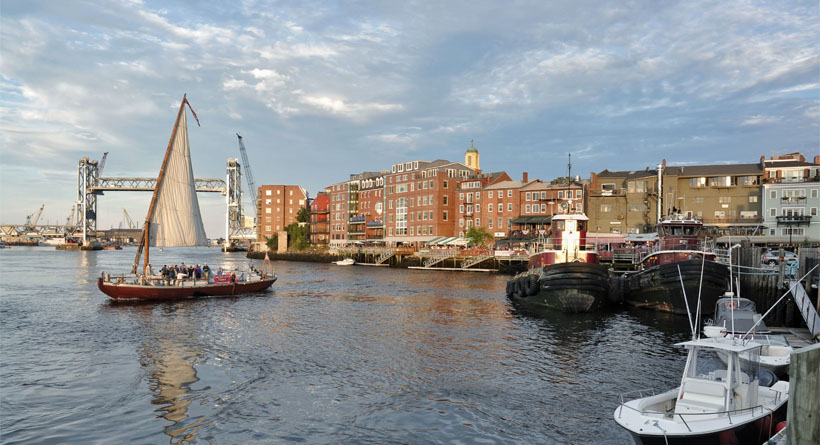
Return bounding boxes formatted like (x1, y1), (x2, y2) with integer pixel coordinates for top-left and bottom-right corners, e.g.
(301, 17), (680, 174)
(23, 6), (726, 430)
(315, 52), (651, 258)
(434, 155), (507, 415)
(98, 95), (276, 300)
(335, 258), (355, 266)
(704, 296), (792, 376)
(506, 213), (611, 313)
(614, 336), (789, 444)
(623, 215), (728, 315)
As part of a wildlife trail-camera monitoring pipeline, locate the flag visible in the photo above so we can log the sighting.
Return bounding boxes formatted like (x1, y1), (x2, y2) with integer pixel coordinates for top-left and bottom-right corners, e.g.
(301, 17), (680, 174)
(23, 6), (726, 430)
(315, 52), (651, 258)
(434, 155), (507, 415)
(264, 252), (270, 262)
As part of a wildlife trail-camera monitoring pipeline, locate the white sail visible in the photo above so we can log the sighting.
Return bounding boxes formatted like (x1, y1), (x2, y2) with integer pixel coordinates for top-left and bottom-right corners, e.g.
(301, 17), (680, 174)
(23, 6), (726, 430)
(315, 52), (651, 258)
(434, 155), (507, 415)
(149, 108), (208, 247)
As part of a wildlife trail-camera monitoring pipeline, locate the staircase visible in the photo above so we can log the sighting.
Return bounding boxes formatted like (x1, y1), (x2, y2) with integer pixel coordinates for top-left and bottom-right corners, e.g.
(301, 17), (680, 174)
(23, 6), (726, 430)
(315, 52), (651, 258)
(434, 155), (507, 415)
(462, 254), (494, 269)
(786, 278), (820, 338)
(423, 251), (458, 268)
(376, 251), (395, 264)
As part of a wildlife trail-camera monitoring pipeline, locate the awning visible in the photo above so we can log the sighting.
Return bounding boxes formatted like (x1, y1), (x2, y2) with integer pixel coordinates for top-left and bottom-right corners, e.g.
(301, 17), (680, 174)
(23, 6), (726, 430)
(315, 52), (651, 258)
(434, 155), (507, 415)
(436, 237), (459, 245)
(511, 215), (552, 225)
(426, 236), (447, 245)
(445, 237), (470, 246)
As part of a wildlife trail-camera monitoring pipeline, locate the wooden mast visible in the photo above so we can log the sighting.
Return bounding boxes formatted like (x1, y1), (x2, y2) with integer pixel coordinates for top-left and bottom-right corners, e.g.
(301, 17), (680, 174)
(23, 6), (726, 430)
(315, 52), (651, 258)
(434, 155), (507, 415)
(131, 94), (191, 274)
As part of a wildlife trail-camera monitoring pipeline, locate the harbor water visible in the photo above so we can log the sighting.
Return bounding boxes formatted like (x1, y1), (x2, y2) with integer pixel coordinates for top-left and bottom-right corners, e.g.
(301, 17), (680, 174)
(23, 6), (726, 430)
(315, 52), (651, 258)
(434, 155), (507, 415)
(1, 247), (694, 444)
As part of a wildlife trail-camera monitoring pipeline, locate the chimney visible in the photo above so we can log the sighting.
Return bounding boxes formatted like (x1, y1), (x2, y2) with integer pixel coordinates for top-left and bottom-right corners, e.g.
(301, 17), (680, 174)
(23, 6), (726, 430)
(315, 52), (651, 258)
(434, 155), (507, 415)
(662, 159), (666, 168)
(814, 155), (820, 165)
(522, 172), (528, 182)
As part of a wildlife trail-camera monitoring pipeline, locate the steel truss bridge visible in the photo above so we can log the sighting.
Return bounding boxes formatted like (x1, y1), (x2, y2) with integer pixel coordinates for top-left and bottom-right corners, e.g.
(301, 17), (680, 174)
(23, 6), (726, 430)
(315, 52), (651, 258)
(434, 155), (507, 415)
(73, 156), (255, 245)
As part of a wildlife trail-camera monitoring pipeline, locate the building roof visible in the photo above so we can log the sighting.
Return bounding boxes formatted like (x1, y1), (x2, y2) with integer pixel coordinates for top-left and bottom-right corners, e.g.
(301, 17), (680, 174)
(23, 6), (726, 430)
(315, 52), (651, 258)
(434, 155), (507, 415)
(763, 160), (819, 169)
(466, 141), (479, 153)
(667, 163), (763, 177)
(596, 169), (658, 179)
(483, 180), (531, 190)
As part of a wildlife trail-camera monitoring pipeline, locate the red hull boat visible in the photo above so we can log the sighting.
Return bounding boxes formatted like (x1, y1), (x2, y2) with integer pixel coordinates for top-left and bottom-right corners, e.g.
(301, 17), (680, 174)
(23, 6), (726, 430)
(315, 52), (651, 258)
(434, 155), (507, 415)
(98, 277), (276, 301)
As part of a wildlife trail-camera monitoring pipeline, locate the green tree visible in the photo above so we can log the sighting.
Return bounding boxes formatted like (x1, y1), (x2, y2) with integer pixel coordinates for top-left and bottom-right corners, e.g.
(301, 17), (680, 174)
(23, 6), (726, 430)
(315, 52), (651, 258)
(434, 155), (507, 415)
(465, 226), (494, 247)
(285, 223), (309, 251)
(265, 235), (277, 252)
(296, 207), (309, 223)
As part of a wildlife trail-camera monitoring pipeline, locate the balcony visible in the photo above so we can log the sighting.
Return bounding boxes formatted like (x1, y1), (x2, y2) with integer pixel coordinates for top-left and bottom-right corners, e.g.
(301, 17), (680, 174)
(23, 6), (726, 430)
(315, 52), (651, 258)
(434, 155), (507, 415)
(781, 196), (807, 204)
(776, 215), (811, 225)
(366, 221), (384, 228)
(590, 189), (626, 197)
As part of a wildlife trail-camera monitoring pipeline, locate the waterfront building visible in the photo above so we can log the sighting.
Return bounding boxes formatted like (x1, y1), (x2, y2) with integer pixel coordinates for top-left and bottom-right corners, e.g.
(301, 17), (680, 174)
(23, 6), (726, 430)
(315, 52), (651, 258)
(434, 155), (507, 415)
(761, 153), (820, 241)
(256, 185), (308, 243)
(456, 171), (513, 237)
(588, 160), (764, 236)
(308, 191), (330, 246)
(354, 171), (388, 242)
(328, 181), (352, 246)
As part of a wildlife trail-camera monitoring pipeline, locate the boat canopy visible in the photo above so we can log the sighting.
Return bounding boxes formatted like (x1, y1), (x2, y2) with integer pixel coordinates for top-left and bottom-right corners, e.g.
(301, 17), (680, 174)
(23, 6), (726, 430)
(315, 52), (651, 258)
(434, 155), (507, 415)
(676, 337), (763, 353)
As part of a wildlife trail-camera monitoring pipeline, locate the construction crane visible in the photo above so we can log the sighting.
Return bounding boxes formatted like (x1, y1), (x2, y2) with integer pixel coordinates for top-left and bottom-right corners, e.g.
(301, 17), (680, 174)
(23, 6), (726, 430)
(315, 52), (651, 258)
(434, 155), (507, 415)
(98, 152), (108, 175)
(122, 208), (137, 229)
(236, 133), (258, 217)
(25, 204), (45, 229)
(65, 205), (75, 231)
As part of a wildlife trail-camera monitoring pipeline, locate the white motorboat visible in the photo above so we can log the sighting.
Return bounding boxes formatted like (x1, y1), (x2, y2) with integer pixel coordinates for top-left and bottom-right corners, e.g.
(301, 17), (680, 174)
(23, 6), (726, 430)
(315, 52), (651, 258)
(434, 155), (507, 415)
(615, 336), (788, 444)
(703, 296), (792, 376)
(334, 258), (355, 266)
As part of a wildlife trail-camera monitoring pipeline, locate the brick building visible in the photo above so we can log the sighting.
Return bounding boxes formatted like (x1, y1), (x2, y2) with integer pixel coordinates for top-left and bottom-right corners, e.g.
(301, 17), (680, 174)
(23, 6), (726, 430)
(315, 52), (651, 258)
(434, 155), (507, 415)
(328, 181), (351, 246)
(308, 191), (330, 246)
(256, 185), (308, 243)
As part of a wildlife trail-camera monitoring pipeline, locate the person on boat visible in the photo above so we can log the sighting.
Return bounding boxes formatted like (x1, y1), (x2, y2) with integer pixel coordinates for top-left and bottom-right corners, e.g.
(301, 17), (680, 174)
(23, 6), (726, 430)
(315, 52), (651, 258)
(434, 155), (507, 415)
(230, 272), (236, 283)
(169, 266), (177, 285)
(202, 263), (210, 280)
(216, 267), (223, 276)
(239, 272), (245, 282)
(194, 265), (202, 280)
(144, 263), (154, 277)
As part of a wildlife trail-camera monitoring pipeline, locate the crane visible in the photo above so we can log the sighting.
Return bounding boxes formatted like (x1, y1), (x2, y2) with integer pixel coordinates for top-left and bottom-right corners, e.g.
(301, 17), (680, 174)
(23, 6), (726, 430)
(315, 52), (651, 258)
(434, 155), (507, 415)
(65, 205), (75, 231)
(122, 208), (137, 229)
(25, 204), (45, 229)
(98, 152), (108, 175)
(236, 133), (258, 217)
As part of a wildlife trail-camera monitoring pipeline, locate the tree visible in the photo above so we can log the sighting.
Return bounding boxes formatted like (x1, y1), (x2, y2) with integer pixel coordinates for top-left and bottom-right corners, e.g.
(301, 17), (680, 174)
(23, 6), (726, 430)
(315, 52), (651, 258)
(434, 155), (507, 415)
(265, 235), (277, 252)
(285, 222), (309, 251)
(296, 207), (308, 223)
(465, 226), (494, 247)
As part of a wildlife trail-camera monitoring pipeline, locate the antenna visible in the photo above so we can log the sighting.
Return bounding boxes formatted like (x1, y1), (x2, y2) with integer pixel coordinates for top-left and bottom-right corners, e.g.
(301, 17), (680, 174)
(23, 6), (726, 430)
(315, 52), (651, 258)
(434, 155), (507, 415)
(567, 153), (572, 184)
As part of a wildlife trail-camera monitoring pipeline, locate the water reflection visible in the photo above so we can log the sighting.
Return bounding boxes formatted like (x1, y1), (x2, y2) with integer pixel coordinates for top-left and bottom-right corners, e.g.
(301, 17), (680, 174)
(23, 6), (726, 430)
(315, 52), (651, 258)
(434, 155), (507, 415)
(119, 302), (209, 444)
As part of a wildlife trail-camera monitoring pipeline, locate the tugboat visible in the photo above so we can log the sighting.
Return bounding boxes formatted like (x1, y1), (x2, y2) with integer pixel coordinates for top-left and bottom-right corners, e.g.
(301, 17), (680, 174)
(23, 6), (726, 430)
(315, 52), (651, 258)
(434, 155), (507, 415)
(615, 336), (789, 444)
(506, 212), (611, 312)
(623, 215), (728, 315)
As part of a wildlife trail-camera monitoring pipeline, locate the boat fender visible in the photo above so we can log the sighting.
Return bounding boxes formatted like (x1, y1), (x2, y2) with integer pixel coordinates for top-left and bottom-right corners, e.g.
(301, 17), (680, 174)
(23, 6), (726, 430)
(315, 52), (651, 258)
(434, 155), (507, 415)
(513, 277), (526, 299)
(525, 274), (540, 296)
(505, 280), (514, 297)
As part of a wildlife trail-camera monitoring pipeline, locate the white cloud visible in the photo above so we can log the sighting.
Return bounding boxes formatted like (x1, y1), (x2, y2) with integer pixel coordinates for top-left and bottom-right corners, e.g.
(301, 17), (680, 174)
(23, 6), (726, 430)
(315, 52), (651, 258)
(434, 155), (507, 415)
(741, 115), (781, 126)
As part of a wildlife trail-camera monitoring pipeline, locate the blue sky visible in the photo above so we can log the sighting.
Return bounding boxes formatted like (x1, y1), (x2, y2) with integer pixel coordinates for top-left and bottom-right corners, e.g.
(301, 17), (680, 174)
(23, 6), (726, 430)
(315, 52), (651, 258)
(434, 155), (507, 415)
(1, 0), (818, 237)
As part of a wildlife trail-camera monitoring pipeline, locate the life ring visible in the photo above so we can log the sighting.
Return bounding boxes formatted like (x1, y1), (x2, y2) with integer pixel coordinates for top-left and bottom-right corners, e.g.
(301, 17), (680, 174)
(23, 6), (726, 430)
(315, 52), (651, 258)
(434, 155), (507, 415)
(525, 274), (540, 296)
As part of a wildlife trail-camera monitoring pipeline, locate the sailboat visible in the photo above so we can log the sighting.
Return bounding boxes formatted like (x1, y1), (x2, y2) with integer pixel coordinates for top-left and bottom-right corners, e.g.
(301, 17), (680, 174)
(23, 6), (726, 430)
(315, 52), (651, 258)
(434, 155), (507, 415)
(97, 95), (276, 300)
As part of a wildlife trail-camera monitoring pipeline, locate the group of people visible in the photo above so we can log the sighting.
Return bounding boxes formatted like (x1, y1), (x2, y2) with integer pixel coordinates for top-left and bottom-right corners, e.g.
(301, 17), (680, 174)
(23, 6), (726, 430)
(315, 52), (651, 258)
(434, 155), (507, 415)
(143, 262), (247, 286)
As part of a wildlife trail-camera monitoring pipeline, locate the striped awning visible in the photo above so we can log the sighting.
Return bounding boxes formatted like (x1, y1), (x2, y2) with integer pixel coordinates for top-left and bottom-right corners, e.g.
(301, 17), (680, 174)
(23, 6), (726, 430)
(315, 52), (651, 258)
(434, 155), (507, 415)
(426, 236), (447, 245)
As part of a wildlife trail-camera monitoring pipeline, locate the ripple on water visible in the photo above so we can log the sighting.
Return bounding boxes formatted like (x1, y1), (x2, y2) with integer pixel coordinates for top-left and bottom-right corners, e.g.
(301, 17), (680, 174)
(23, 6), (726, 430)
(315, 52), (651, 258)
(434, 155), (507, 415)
(2, 247), (688, 443)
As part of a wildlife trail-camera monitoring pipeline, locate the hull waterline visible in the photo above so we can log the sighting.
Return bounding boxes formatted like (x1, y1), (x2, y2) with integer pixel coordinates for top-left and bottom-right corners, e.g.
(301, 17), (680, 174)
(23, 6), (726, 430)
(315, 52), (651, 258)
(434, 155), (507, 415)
(625, 259), (728, 315)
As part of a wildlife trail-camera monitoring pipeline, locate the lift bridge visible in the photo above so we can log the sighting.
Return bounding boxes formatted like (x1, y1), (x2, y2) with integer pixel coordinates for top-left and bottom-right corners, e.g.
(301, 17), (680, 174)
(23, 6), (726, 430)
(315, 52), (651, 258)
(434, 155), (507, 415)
(76, 156), (255, 246)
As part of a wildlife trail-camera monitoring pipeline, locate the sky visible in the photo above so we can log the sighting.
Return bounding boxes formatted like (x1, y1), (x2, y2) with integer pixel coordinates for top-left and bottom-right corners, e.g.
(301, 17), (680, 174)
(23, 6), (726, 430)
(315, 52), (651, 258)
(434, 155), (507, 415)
(1, 0), (818, 238)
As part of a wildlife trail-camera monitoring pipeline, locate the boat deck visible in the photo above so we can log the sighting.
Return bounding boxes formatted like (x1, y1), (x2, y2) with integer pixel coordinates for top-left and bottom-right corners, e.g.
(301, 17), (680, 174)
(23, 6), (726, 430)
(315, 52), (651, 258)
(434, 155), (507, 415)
(768, 326), (815, 349)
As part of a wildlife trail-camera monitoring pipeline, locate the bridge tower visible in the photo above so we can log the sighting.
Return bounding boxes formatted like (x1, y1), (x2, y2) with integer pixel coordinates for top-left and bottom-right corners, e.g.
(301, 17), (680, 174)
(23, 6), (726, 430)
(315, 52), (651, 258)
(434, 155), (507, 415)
(77, 156), (100, 244)
(225, 158), (243, 248)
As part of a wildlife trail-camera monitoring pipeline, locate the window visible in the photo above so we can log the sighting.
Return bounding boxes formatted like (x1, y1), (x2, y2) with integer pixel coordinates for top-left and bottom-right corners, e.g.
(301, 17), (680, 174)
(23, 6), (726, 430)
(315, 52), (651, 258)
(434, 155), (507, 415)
(507, 190), (512, 197)
(488, 219), (493, 229)
(600, 204), (612, 213)
(770, 190), (777, 199)
(266, 208), (271, 214)
(692, 197), (704, 204)
(628, 204), (646, 212)
(541, 204), (546, 212)
(525, 204), (531, 213)
(498, 204), (502, 213)
(498, 218), (503, 229)
(526, 192), (531, 201)
(812, 189), (818, 198)
(459, 218), (464, 227)
(714, 211), (725, 218)
(811, 208), (817, 216)
(475, 204), (480, 213)
(770, 208), (776, 217)
(749, 196), (758, 203)
(443, 195), (448, 205)
(628, 181), (647, 193)
(443, 211), (448, 221)
(738, 176), (758, 186)
(476, 218), (480, 226)
(690, 177), (706, 188)
(460, 205), (464, 213)
(443, 180), (448, 189)
(541, 191), (546, 200)
(266, 190), (272, 196)
(719, 196), (731, 204)
(576, 190), (582, 199)
(498, 190), (503, 198)
(265, 225), (271, 231)
(558, 191), (563, 199)
(459, 193), (464, 201)
(488, 203), (493, 212)
(507, 203), (512, 211)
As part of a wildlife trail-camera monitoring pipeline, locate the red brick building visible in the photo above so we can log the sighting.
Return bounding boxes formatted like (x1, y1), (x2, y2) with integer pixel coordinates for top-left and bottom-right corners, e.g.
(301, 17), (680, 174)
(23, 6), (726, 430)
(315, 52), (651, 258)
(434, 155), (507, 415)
(308, 191), (330, 246)
(328, 181), (351, 246)
(257, 185), (308, 243)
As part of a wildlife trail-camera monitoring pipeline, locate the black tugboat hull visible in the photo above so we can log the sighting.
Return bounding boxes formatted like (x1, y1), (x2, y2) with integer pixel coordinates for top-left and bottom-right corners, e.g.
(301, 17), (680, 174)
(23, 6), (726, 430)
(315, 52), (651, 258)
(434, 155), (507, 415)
(624, 259), (728, 315)
(508, 262), (611, 313)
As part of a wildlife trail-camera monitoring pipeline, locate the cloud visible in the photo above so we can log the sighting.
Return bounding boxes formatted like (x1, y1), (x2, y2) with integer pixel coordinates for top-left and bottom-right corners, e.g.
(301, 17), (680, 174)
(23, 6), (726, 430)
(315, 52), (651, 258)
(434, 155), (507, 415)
(741, 115), (781, 126)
